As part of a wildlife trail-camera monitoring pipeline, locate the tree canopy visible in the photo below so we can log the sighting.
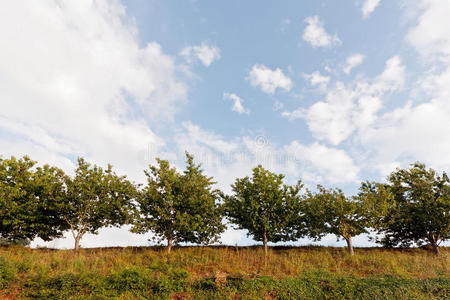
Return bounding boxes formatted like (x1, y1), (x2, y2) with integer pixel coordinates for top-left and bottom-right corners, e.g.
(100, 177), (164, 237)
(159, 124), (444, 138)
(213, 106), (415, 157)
(132, 153), (225, 253)
(224, 165), (304, 254)
(367, 163), (450, 254)
(1, 153), (448, 256)
(0, 156), (66, 242)
(302, 186), (369, 255)
(60, 158), (137, 250)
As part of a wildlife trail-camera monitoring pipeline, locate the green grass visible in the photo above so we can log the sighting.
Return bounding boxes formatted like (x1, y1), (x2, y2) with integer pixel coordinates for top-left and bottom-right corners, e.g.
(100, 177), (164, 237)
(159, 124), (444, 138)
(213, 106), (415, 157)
(0, 246), (449, 299)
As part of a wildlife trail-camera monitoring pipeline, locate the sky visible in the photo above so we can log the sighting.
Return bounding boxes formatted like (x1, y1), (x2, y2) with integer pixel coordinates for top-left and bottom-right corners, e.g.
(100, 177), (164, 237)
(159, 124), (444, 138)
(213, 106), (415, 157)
(0, 0), (449, 249)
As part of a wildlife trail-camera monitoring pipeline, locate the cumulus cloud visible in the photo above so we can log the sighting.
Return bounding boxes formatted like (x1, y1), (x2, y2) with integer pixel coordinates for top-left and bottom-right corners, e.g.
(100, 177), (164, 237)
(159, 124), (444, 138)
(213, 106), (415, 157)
(0, 1), (189, 181)
(304, 71), (330, 89)
(343, 54), (365, 74)
(223, 93), (250, 115)
(406, 0), (450, 62)
(0, 0), (195, 249)
(281, 108), (305, 121)
(180, 42), (221, 66)
(361, 0), (381, 18)
(359, 0), (450, 172)
(285, 0), (450, 175)
(285, 142), (359, 183)
(374, 56), (405, 91)
(175, 122), (359, 191)
(303, 16), (341, 48)
(283, 56), (405, 145)
(248, 64), (292, 94)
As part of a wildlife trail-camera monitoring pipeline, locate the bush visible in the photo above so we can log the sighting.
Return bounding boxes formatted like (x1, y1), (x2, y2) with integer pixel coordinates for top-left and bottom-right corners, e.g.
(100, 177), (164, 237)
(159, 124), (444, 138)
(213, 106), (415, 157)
(23, 273), (95, 299)
(151, 266), (190, 294)
(233, 271), (450, 299)
(107, 267), (150, 294)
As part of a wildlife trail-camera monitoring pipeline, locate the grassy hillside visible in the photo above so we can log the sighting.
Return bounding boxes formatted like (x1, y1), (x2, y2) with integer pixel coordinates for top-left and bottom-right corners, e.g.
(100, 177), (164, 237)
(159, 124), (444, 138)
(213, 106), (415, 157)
(0, 246), (449, 299)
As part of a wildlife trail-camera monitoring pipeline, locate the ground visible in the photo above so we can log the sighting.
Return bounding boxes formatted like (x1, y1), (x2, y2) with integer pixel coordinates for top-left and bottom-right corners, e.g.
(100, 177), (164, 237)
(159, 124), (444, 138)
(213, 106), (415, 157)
(0, 246), (449, 299)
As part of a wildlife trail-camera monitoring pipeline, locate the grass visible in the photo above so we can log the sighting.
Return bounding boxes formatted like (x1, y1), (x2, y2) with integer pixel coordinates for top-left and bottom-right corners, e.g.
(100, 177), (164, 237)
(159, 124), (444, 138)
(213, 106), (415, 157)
(0, 245), (449, 299)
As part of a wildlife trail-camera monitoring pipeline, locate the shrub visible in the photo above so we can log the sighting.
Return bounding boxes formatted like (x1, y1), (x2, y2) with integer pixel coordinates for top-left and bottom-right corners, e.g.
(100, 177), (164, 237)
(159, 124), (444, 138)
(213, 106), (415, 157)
(106, 267), (150, 296)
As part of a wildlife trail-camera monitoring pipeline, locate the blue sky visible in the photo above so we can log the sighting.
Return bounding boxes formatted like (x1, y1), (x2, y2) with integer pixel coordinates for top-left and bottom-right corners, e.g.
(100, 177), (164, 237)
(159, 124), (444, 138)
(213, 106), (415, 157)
(1, 0), (449, 248)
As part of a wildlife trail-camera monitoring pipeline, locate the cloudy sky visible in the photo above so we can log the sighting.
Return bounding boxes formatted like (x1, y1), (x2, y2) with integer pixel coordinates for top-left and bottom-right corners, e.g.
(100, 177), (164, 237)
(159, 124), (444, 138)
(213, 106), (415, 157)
(1, 0), (449, 248)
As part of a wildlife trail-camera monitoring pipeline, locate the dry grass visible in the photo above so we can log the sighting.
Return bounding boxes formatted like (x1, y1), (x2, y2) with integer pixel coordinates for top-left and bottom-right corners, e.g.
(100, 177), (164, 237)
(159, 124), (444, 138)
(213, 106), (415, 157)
(1, 245), (448, 281)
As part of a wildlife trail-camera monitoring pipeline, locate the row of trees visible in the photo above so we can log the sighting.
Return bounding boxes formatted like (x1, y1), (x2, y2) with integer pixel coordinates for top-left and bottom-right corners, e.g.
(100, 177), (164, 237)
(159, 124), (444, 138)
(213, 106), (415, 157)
(1, 153), (449, 254)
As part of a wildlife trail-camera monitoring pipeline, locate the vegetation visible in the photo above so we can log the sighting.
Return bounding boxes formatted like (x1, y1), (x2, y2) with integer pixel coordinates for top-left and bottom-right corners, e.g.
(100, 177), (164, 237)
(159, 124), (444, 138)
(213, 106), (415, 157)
(360, 163), (450, 254)
(0, 156), (66, 242)
(1, 154), (449, 258)
(301, 186), (369, 255)
(224, 165), (304, 255)
(132, 153), (225, 253)
(60, 158), (137, 250)
(0, 246), (448, 299)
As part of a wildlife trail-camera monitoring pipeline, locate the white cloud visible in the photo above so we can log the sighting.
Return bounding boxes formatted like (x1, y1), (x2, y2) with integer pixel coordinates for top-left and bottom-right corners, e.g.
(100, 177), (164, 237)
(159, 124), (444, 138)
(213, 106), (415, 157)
(248, 64), (292, 94)
(283, 56), (405, 145)
(343, 54), (365, 74)
(175, 122), (359, 190)
(179, 121), (240, 155)
(359, 1), (450, 172)
(223, 93), (250, 115)
(285, 141), (360, 183)
(362, 99), (450, 172)
(362, 0), (381, 18)
(303, 16), (341, 48)
(304, 71), (330, 89)
(286, 0), (450, 176)
(281, 108), (306, 121)
(406, 1), (450, 62)
(0, 1), (188, 180)
(0, 0), (195, 249)
(180, 42), (221, 66)
(304, 82), (357, 145)
(374, 56), (405, 92)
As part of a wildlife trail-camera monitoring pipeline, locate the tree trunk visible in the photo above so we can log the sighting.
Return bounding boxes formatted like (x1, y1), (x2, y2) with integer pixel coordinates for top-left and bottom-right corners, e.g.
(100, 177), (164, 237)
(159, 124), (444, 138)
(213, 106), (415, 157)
(345, 237), (354, 255)
(431, 241), (440, 255)
(263, 232), (268, 255)
(167, 236), (173, 254)
(74, 234), (82, 250)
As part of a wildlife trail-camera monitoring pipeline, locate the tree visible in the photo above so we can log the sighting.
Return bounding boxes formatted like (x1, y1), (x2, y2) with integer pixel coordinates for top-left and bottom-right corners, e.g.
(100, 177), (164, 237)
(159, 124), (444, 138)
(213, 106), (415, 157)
(61, 158), (137, 250)
(368, 163), (450, 254)
(356, 181), (392, 229)
(224, 165), (303, 255)
(132, 153), (225, 253)
(0, 156), (67, 243)
(302, 186), (368, 255)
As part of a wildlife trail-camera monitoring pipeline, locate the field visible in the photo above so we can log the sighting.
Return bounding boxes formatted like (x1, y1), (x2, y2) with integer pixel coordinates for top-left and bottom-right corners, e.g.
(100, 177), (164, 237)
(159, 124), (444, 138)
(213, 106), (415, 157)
(0, 246), (449, 299)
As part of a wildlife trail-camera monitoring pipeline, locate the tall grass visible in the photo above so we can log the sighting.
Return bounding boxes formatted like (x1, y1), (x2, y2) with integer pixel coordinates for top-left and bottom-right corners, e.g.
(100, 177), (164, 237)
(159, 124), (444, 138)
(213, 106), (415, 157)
(0, 246), (448, 299)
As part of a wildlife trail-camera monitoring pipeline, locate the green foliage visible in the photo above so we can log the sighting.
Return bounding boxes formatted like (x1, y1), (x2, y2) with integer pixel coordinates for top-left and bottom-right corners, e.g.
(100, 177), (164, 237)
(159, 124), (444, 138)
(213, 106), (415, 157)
(1, 246), (449, 299)
(107, 267), (150, 295)
(151, 267), (189, 294)
(233, 271), (450, 299)
(0, 156), (67, 242)
(0, 256), (17, 289)
(18, 270), (450, 299)
(22, 263), (191, 299)
(61, 157), (137, 249)
(23, 272), (106, 299)
(132, 152), (225, 252)
(356, 181), (393, 229)
(224, 165), (304, 252)
(367, 163), (450, 253)
(302, 186), (369, 254)
(0, 237), (30, 246)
